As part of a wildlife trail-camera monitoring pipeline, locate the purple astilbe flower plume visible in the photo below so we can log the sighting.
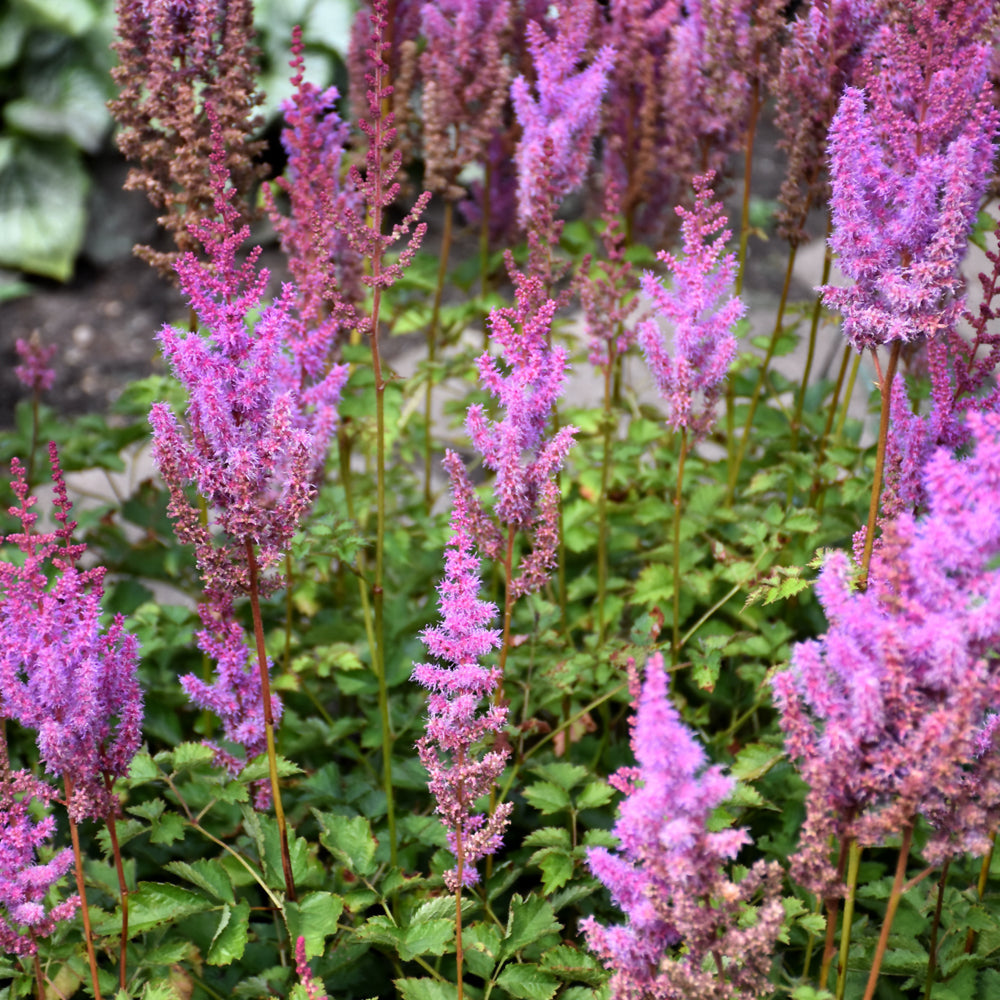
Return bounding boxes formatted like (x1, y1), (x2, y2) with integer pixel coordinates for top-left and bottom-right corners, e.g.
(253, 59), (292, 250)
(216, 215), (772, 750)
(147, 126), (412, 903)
(511, 3), (614, 227)
(637, 173), (743, 437)
(582, 653), (783, 1000)
(0, 756), (79, 958)
(413, 459), (512, 889)
(773, 409), (1000, 897)
(14, 334), (57, 395)
(420, 0), (512, 202)
(266, 27), (364, 334)
(462, 267), (577, 597)
(822, 1), (999, 350)
(0, 447), (143, 822)
(180, 588), (282, 808)
(150, 123), (346, 596)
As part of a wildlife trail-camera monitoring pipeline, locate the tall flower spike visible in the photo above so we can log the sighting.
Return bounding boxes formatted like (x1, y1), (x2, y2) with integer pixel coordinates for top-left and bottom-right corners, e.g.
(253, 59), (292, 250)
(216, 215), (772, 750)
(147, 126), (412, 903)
(14, 334), (57, 395)
(773, 409), (1000, 896)
(821, 1), (999, 350)
(464, 266), (577, 597)
(150, 121), (346, 595)
(637, 173), (743, 437)
(582, 653), (783, 1000)
(0, 756), (79, 958)
(413, 456), (511, 889)
(110, 0), (267, 277)
(511, 3), (614, 227)
(180, 589), (282, 808)
(0, 447), (144, 822)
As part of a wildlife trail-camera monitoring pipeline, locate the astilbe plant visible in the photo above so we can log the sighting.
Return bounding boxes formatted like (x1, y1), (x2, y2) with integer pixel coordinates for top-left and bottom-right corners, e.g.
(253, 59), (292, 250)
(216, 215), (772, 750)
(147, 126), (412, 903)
(773, 408), (1000, 898)
(110, 0), (267, 277)
(582, 653), (783, 1000)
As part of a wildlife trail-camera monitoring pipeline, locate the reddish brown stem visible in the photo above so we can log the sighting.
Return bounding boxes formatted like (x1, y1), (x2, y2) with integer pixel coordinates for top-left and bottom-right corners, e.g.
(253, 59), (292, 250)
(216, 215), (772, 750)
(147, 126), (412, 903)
(63, 776), (103, 1000)
(102, 774), (129, 991)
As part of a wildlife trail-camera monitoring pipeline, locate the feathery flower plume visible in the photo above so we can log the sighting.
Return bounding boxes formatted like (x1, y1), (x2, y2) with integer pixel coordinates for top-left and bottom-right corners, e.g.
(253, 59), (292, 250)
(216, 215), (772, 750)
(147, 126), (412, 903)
(0, 757), (78, 959)
(773, 409), (1000, 896)
(0, 447), (144, 822)
(582, 653), (783, 1000)
(266, 27), (364, 331)
(13, 335), (57, 395)
(637, 173), (743, 437)
(110, 0), (266, 277)
(420, 0), (512, 202)
(180, 589), (282, 808)
(150, 123), (346, 596)
(460, 266), (577, 597)
(413, 459), (511, 889)
(822, 2), (998, 350)
(511, 3), (614, 227)
(294, 935), (328, 1000)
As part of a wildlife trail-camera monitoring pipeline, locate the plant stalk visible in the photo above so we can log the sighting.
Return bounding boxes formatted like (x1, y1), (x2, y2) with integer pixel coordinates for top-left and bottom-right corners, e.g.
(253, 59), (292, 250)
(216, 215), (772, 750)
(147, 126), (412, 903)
(102, 773), (129, 991)
(835, 839), (861, 1000)
(671, 428), (689, 665)
(64, 776), (103, 1000)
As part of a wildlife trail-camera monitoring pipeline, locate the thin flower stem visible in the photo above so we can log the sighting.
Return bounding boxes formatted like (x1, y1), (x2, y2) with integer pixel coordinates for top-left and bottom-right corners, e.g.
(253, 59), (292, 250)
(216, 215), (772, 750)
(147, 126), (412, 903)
(63, 776), (103, 1000)
(859, 340), (902, 590)
(494, 527), (517, 705)
(283, 551), (294, 675)
(820, 836), (851, 989)
(727, 249), (796, 502)
(424, 200), (455, 512)
(102, 774), (129, 991)
(965, 830), (996, 953)
(671, 428), (689, 665)
(923, 860), (950, 1000)
(455, 763), (466, 1000)
(32, 948), (45, 1000)
(811, 341), (852, 511)
(481, 161), (493, 351)
(245, 540), (297, 902)
(835, 839), (862, 1000)
(833, 350), (863, 448)
(596, 357), (615, 640)
(862, 823), (914, 1000)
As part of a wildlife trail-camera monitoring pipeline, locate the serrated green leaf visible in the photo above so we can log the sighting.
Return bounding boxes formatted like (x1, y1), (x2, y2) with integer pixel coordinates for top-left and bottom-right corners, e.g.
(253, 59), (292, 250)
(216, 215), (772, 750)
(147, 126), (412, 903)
(730, 743), (782, 782)
(496, 964), (560, 1000)
(798, 913), (826, 935)
(95, 882), (214, 936)
(239, 753), (304, 783)
(206, 899), (250, 966)
(149, 811), (185, 846)
(286, 891), (344, 960)
(314, 811), (378, 876)
(521, 828), (572, 850)
(531, 762), (588, 790)
(536, 850), (574, 895)
(164, 860), (236, 905)
(576, 782), (615, 810)
(463, 923), (501, 979)
(128, 752), (159, 783)
(398, 919), (454, 961)
(171, 742), (217, 771)
(140, 939), (195, 968)
(499, 895), (562, 963)
(395, 978), (459, 1000)
(540, 944), (604, 986)
(522, 781), (571, 815)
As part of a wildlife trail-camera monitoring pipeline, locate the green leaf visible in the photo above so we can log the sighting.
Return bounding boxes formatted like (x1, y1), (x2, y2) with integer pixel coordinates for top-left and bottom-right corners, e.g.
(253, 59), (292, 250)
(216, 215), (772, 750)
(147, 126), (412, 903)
(522, 782), (571, 816)
(314, 810), (378, 877)
(0, 137), (88, 280)
(164, 860), (236, 905)
(730, 743), (783, 782)
(206, 899), (250, 965)
(16, 0), (99, 35)
(576, 781), (615, 810)
(398, 919), (454, 961)
(95, 882), (214, 936)
(169, 742), (217, 771)
(286, 891), (345, 960)
(540, 944), (604, 986)
(239, 753), (304, 783)
(521, 828), (571, 850)
(463, 923), (501, 979)
(531, 762), (588, 790)
(535, 850), (574, 895)
(496, 964), (560, 1000)
(498, 895), (562, 963)
(149, 811), (185, 846)
(395, 979), (459, 1000)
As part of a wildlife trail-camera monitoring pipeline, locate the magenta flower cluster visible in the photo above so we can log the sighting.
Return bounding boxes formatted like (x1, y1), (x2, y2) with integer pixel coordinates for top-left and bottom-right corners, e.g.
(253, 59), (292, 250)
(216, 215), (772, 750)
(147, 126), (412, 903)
(582, 653), (782, 1000)
(822, 2), (998, 350)
(150, 127), (347, 597)
(413, 458), (511, 890)
(13, 336), (57, 395)
(0, 765), (78, 958)
(774, 409), (1000, 895)
(637, 173), (743, 436)
(0, 448), (143, 823)
(511, 4), (614, 227)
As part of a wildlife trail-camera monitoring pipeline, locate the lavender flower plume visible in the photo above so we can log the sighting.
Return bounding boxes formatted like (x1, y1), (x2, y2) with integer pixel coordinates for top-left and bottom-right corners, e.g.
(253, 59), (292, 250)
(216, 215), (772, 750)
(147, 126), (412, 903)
(413, 457), (511, 890)
(511, 3), (614, 226)
(14, 334), (57, 395)
(463, 266), (577, 597)
(637, 173), (743, 436)
(821, 2), (999, 350)
(582, 653), (783, 1000)
(150, 124), (346, 595)
(773, 409), (1000, 895)
(0, 446), (144, 821)
(179, 588), (282, 808)
(0, 759), (78, 958)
